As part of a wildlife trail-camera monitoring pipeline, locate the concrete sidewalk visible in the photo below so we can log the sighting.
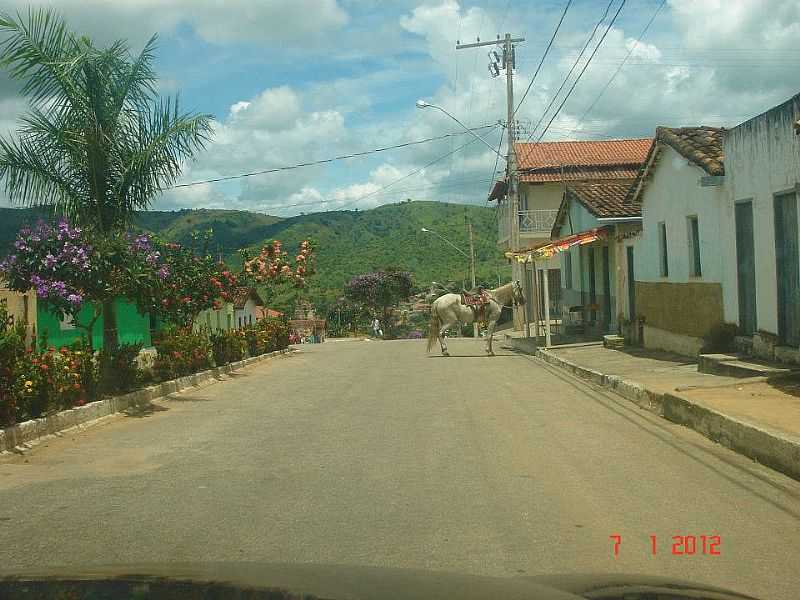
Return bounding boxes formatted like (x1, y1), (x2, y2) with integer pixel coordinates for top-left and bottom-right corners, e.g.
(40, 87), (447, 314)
(516, 341), (800, 481)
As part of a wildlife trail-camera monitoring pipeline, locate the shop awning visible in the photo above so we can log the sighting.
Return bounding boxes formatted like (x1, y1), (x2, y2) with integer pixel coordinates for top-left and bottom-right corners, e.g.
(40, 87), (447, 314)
(504, 227), (608, 263)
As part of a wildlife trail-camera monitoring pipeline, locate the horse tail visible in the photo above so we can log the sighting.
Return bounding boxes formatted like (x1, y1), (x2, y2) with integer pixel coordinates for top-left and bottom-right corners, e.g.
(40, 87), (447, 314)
(426, 302), (441, 353)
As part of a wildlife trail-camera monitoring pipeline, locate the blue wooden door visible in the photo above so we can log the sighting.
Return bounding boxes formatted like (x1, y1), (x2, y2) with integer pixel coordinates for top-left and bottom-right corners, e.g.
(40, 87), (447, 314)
(775, 192), (800, 346)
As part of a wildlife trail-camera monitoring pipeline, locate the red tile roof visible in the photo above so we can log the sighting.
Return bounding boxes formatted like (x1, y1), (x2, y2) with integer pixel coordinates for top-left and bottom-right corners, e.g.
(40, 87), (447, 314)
(519, 166), (641, 183)
(624, 126), (726, 205)
(568, 183), (638, 218)
(231, 287), (264, 309)
(515, 138), (652, 169)
(552, 183), (638, 237)
(655, 126), (725, 176)
(487, 139), (651, 200)
(257, 307), (284, 319)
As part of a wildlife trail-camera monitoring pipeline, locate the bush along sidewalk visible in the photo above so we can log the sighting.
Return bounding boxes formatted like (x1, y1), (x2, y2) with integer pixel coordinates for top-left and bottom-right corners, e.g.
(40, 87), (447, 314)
(0, 309), (291, 428)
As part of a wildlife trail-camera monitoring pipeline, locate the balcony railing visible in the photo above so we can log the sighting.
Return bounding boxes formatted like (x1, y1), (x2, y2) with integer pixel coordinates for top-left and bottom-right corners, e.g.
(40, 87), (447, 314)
(498, 208), (559, 242)
(519, 209), (559, 233)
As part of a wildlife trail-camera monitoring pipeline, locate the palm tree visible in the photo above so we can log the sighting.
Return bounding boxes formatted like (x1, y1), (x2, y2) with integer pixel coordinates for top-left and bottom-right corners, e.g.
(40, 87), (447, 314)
(0, 8), (213, 352)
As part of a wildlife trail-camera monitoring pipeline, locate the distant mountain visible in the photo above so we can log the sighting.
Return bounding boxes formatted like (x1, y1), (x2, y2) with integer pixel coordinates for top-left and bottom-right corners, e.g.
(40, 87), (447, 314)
(0, 201), (511, 311)
(0, 207), (283, 255)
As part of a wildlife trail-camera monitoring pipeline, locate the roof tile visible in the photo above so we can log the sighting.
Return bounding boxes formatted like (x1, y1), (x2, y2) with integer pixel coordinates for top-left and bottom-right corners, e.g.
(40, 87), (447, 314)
(515, 138), (652, 169)
(655, 126), (725, 175)
(567, 182), (638, 218)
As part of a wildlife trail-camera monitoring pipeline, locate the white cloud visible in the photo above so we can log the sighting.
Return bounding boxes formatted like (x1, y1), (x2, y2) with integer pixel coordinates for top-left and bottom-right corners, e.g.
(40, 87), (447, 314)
(2, 0), (348, 47)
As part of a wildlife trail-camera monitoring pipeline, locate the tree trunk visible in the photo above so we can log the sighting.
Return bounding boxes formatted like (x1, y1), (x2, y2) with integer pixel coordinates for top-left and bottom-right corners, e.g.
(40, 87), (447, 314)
(102, 299), (118, 354)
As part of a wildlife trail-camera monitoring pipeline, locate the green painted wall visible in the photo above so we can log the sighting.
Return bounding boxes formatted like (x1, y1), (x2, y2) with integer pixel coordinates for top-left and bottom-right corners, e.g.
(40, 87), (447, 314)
(37, 298), (153, 350)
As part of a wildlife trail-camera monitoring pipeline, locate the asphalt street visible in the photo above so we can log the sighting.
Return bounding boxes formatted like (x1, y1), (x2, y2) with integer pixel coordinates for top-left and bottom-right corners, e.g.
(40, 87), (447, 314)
(1, 339), (798, 599)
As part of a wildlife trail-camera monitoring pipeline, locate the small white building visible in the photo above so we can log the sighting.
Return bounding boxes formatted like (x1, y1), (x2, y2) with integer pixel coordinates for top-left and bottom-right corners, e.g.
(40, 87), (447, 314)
(491, 138), (650, 329)
(719, 93), (800, 363)
(232, 287), (264, 330)
(628, 126), (727, 356)
(193, 287), (264, 333)
(549, 182), (642, 337)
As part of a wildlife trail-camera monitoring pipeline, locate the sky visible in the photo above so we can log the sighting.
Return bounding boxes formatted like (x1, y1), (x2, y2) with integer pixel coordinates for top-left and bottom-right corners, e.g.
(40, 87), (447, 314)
(0, 0), (798, 216)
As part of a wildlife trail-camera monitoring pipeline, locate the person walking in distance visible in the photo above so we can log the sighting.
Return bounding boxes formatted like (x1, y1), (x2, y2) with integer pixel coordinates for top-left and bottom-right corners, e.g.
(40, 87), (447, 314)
(372, 317), (383, 338)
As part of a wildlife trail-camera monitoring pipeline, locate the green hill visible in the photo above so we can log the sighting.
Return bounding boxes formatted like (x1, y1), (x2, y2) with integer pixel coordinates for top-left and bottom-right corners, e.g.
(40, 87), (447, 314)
(0, 207), (283, 255)
(236, 201), (509, 300)
(0, 201), (510, 311)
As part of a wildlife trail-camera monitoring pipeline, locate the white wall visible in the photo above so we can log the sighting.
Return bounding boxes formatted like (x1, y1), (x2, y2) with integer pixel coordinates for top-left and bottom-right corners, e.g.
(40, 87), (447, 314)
(194, 303), (233, 333)
(234, 298), (259, 329)
(634, 145), (725, 285)
(520, 182), (564, 212)
(721, 95), (800, 335)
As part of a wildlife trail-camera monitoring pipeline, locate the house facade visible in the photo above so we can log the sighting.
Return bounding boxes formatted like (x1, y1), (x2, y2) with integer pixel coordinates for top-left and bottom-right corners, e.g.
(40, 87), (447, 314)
(628, 127), (727, 356)
(491, 138), (650, 328)
(39, 298), (153, 350)
(0, 285), (36, 345)
(719, 93), (800, 363)
(194, 287), (265, 333)
(550, 182), (641, 336)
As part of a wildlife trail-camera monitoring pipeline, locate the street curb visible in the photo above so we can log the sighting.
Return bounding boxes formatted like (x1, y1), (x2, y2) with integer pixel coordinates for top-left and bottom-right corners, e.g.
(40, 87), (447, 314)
(0, 348), (294, 456)
(536, 348), (800, 482)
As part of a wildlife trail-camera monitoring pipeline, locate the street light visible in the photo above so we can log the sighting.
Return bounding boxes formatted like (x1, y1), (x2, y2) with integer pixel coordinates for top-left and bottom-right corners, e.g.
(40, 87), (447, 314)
(415, 100), (506, 161)
(421, 227), (479, 339)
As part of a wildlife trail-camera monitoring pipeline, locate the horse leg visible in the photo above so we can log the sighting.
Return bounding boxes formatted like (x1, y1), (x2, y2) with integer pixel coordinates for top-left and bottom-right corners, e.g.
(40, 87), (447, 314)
(438, 320), (450, 356)
(485, 319), (497, 356)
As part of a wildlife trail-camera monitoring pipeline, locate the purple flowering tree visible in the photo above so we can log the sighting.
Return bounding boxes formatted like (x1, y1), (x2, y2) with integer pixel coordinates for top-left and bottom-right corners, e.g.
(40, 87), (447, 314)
(0, 220), (153, 351)
(0, 221), (241, 350)
(344, 270), (414, 339)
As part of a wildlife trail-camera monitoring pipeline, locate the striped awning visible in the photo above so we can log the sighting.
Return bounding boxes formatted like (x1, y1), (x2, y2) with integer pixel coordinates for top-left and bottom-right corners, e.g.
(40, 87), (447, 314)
(505, 227), (608, 263)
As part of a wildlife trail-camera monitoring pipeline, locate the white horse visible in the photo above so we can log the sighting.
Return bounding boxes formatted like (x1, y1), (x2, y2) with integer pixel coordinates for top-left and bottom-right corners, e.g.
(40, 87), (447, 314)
(426, 281), (525, 357)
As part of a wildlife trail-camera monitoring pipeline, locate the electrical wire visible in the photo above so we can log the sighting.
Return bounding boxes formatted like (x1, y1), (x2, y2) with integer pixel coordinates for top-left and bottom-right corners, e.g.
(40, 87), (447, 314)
(512, 0), (572, 119)
(531, 0), (627, 144)
(320, 124), (501, 213)
(524, 0), (615, 142)
(569, 0), (665, 137)
(167, 124), (495, 189)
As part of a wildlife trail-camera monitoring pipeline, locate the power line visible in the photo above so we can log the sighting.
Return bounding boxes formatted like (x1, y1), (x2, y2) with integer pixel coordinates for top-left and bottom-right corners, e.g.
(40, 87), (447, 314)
(531, 0), (627, 144)
(322, 124), (501, 213)
(167, 124), (495, 189)
(512, 0), (572, 119)
(524, 0), (614, 142)
(570, 0), (665, 136)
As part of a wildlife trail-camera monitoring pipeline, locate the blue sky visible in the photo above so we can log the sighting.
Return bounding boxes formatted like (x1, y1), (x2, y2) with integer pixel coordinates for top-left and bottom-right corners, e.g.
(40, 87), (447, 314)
(1, 0), (799, 216)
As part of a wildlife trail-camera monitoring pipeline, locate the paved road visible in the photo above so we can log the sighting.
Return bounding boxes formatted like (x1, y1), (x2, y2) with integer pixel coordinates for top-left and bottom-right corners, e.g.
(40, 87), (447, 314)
(1, 339), (799, 599)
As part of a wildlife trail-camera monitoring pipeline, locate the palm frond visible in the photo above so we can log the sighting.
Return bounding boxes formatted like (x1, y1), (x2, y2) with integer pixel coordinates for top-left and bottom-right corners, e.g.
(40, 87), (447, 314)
(0, 132), (83, 214)
(114, 95), (213, 216)
(0, 7), (86, 112)
(111, 34), (158, 118)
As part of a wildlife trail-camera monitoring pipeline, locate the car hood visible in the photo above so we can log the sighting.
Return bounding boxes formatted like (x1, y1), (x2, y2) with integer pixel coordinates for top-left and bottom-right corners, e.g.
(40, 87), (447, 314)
(0, 562), (761, 600)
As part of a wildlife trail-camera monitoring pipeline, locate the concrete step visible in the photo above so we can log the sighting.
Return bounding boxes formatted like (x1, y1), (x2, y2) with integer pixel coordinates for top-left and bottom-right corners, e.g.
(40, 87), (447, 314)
(698, 353), (798, 378)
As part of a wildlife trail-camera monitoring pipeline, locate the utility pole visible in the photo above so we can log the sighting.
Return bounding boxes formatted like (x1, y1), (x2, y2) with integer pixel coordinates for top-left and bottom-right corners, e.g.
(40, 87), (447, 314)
(457, 32), (525, 331)
(467, 220), (479, 338)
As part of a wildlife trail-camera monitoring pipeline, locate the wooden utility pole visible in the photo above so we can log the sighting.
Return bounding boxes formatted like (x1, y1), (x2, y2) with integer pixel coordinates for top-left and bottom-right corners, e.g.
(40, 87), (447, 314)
(457, 33), (525, 331)
(468, 220), (478, 338)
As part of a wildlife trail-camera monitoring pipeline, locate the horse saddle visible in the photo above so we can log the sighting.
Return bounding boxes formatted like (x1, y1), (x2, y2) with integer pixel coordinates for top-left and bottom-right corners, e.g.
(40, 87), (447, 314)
(461, 290), (490, 307)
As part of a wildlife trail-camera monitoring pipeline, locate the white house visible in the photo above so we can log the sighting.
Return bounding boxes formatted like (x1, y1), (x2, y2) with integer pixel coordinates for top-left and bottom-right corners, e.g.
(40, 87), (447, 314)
(628, 126), (727, 356)
(549, 182), (641, 337)
(232, 287), (264, 330)
(490, 138), (650, 329)
(193, 287), (264, 333)
(719, 93), (800, 363)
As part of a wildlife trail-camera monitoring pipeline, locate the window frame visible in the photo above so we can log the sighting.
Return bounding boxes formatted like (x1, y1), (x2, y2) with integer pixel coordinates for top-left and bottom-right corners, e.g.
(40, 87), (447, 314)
(563, 251), (573, 290)
(687, 215), (702, 277)
(658, 221), (669, 277)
